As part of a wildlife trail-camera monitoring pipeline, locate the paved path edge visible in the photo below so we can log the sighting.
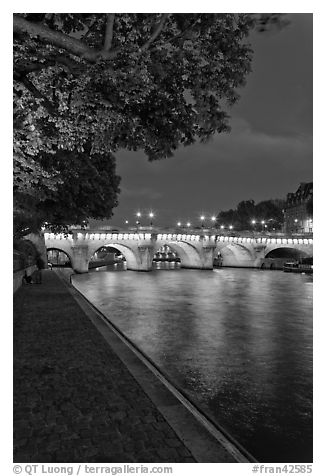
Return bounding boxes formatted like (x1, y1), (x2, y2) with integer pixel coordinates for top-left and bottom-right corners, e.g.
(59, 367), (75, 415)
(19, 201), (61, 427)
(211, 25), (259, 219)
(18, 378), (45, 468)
(58, 271), (257, 464)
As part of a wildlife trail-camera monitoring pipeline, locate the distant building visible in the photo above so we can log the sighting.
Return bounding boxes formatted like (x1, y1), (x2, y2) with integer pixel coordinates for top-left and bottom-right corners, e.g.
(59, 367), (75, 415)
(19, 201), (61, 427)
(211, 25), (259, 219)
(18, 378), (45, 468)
(283, 182), (313, 234)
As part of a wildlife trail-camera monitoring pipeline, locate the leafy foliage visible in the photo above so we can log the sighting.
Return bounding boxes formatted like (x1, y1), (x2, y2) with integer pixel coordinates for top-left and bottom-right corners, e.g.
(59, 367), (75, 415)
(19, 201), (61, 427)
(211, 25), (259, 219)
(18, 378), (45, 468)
(13, 238), (40, 270)
(14, 146), (120, 237)
(13, 13), (287, 234)
(218, 198), (285, 230)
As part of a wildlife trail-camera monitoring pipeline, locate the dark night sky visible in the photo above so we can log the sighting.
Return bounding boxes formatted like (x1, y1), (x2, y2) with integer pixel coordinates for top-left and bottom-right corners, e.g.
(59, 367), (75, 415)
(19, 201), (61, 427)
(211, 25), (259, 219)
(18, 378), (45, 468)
(90, 13), (312, 229)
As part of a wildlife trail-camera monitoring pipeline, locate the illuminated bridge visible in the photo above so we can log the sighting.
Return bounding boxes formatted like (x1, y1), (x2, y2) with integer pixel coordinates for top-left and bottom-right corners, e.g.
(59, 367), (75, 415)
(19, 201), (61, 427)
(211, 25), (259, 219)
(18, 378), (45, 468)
(44, 228), (313, 273)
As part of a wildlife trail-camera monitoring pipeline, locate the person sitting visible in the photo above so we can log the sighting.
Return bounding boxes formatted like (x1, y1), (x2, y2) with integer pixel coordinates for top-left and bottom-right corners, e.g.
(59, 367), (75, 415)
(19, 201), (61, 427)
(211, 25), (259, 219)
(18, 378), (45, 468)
(22, 271), (32, 284)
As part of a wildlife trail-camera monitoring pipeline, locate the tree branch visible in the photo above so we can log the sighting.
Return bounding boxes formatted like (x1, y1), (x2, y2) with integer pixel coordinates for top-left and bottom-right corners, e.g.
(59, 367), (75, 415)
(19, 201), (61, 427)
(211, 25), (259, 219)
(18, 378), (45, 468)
(140, 13), (169, 52)
(13, 15), (119, 63)
(53, 56), (82, 74)
(81, 17), (98, 40)
(17, 76), (56, 114)
(157, 17), (201, 49)
(14, 55), (84, 79)
(103, 13), (115, 52)
(15, 61), (51, 76)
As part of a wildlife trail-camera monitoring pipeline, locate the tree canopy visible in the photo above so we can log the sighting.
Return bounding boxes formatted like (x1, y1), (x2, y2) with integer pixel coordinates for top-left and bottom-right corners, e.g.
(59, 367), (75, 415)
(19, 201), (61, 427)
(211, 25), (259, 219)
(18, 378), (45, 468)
(13, 145), (120, 237)
(218, 198), (285, 230)
(13, 13), (287, 235)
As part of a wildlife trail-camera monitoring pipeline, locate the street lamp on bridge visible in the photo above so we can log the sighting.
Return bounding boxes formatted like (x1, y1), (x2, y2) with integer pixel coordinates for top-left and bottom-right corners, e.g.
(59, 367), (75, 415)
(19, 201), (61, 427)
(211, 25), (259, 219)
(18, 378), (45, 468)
(149, 212), (154, 227)
(200, 215), (205, 229)
(294, 218), (298, 233)
(136, 211), (141, 228)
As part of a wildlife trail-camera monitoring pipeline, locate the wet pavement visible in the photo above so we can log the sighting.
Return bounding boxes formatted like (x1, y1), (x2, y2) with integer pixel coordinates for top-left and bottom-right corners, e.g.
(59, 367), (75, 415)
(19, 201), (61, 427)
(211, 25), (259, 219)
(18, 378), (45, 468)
(13, 270), (196, 463)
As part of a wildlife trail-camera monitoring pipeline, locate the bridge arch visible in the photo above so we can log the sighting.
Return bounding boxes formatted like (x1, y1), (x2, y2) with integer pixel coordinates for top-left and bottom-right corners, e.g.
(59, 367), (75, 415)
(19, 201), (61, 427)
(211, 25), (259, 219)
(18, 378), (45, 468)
(215, 242), (255, 267)
(155, 240), (203, 269)
(154, 244), (179, 261)
(47, 247), (72, 267)
(265, 247), (310, 260)
(90, 245), (124, 261)
(261, 245), (312, 270)
(91, 243), (141, 270)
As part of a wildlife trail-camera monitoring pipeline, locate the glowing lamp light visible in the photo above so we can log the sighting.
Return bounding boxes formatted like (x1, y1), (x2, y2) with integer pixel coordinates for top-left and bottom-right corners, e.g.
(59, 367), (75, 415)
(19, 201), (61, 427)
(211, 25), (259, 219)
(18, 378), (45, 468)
(177, 222), (181, 227)
(251, 220), (256, 225)
(186, 222), (191, 227)
(229, 225), (233, 230)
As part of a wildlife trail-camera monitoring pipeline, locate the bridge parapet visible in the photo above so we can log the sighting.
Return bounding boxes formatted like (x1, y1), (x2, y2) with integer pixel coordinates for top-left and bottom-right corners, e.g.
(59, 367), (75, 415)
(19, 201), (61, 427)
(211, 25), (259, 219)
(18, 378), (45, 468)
(46, 228), (312, 242)
(217, 235), (313, 246)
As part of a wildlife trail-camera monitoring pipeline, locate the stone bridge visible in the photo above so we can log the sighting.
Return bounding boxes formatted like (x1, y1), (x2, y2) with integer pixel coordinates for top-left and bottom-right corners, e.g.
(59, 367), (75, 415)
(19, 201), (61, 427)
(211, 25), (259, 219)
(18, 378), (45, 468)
(44, 228), (313, 273)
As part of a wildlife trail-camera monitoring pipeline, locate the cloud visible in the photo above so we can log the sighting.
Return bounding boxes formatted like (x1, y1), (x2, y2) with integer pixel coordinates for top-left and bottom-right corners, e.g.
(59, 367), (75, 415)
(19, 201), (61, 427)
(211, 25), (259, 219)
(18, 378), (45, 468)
(219, 117), (312, 163)
(172, 117), (312, 172)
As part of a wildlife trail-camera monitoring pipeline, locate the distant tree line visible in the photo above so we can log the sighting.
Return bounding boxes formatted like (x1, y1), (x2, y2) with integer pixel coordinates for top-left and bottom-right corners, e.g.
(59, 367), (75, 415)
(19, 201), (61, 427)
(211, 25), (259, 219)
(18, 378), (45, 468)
(217, 199), (285, 231)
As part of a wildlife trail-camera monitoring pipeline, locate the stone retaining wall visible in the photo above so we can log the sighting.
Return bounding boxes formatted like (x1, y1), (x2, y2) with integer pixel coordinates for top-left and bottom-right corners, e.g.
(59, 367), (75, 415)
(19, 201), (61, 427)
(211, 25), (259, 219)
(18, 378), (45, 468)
(13, 265), (37, 294)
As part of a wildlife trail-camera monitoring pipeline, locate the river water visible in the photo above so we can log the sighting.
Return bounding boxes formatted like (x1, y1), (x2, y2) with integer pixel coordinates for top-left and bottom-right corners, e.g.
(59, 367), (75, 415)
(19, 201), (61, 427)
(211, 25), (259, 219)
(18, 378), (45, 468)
(73, 264), (313, 462)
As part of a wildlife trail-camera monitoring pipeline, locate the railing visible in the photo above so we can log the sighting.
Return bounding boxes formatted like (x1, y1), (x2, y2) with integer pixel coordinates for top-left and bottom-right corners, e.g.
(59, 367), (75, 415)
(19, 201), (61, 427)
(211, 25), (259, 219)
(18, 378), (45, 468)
(61, 226), (313, 240)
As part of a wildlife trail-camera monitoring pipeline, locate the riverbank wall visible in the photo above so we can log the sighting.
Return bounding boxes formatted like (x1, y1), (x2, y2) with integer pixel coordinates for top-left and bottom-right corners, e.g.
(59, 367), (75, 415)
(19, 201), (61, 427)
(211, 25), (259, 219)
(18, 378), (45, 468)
(13, 265), (37, 294)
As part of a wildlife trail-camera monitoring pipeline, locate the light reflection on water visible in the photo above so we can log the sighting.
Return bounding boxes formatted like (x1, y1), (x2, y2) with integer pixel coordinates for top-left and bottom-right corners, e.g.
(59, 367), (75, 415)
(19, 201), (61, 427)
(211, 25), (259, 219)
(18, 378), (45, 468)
(74, 265), (313, 462)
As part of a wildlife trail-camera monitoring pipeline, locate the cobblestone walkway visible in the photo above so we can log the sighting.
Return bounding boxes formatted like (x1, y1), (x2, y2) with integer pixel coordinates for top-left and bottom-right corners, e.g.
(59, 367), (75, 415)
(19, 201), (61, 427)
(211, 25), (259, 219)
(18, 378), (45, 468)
(13, 270), (196, 463)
